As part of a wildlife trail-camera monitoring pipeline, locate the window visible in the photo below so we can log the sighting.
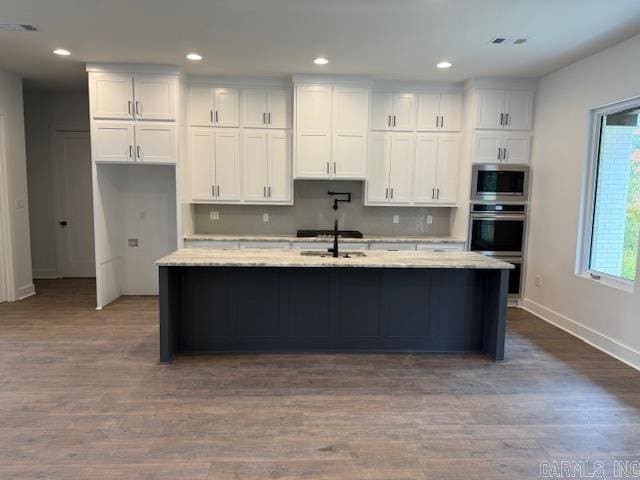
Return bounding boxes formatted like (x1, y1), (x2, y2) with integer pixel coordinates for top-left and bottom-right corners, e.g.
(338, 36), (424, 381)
(579, 99), (640, 289)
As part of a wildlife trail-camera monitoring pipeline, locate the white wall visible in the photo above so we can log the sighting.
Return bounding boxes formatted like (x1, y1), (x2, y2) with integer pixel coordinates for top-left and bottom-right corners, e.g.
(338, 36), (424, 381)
(524, 33), (640, 369)
(23, 91), (90, 278)
(0, 69), (34, 300)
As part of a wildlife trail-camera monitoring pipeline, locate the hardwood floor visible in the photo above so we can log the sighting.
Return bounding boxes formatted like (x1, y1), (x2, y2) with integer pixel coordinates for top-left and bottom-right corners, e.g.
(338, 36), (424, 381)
(1, 279), (639, 479)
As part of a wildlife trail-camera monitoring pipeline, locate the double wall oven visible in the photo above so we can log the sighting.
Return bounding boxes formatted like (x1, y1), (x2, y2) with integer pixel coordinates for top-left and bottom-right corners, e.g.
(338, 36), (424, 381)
(469, 164), (530, 298)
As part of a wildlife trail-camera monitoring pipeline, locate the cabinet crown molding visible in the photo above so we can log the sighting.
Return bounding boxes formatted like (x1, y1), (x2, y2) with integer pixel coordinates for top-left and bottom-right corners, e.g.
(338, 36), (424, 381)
(464, 76), (538, 92)
(86, 63), (180, 75)
(187, 75), (292, 88)
(292, 74), (373, 86)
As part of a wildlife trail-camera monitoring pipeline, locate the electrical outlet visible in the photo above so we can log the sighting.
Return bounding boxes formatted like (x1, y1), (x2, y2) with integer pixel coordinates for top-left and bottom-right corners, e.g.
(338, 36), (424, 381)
(262, 213), (269, 222)
(210, 211), (219, 221)
(535, 275), (542, 288)
(128, 238), (139, 247)
(393, 214), (399, 224)
(427, 215), (433, 225)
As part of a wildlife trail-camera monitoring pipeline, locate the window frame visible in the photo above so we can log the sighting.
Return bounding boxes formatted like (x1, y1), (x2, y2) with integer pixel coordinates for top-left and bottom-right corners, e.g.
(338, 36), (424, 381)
(577, 96), (640, 293)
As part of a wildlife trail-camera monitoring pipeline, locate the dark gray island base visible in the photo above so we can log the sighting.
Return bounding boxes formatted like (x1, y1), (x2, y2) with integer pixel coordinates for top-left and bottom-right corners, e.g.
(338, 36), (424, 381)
(157, 249), (512, 363)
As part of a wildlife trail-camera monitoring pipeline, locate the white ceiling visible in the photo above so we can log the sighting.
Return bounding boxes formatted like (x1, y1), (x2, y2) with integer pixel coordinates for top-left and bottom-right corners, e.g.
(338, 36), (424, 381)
(1, 0), (640, 91)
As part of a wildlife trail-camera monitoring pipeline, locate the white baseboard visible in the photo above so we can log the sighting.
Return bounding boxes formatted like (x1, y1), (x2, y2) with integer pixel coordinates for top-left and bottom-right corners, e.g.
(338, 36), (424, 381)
(32, 268), (60, 279)
(16, 283), (36, 300)
(522, 298), (640, 371)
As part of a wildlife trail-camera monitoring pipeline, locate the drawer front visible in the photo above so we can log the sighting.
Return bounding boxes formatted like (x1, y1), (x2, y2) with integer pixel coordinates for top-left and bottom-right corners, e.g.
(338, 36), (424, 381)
(416, 243), (465, 252)
(185, 240), (240, 249)
(369, 243), (417, 251)
(239, 241), (291, 249)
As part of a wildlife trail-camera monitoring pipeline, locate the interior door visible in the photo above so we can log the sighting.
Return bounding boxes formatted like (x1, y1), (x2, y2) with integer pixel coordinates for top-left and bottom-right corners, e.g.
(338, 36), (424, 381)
(370, 92), (393, 130)
(413, 134), (438, 203)
(214, 130), (242, 201)
(332, 86), (368, 179)
(90, 73), (134, 120)
(392, 93), (416, 131)
(133, 75), (176, 120)
(135, 124), (176, 163)
(214, 88), (240, 127)
(188, 86), (214, 126)
(53, 131), (95, 278)
(388, 133), (414, 203)
(267, 88), (292, 129)
(439, 93), (462, 132)
(417, 93), (440, 131)
(366, 132), (391, 203)
(295, 84), (332, 178)
(189, 129), (215, 200)
(267, 131), (292, 202)
(435, 135), (460, 204)
(92, 123), (135, 162)
(475, 89), (505, 129)
(242, 131), (269, 202)
(242, 88), (268, 128)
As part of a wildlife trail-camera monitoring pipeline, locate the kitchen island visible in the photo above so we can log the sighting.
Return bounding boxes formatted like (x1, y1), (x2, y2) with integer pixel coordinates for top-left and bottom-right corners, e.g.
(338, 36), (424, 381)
(156, 249), (513, 363)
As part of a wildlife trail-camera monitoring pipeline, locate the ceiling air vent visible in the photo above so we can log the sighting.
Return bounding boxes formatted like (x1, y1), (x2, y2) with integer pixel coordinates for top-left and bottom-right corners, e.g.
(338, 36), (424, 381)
(0, 24), (40, 32)
(489, 36), (528, 45)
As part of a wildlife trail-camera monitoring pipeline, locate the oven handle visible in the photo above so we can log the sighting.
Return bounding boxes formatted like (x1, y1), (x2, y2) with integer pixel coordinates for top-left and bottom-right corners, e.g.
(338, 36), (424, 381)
(470, 214), (526, 220)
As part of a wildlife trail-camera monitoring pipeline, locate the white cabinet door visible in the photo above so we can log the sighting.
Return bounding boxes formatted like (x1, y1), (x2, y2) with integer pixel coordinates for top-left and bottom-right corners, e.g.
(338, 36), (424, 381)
(92, 123), (135, 162)
(135, 124), (176, 163)
(267, 131), (292, 202)
(214, 130), (241, 201)
(242, 131), (269, 202)
(392, 93), (416, 131)
(214, 88), (240, 127)
(188, 86), (215, 126)
(388, 133), (414, 204)
(475, 89), (505, 129)
(332, 86), (368, 179)
(504, 90), (534, 130)
(473, 133), (502, 163)
(267, 88), (292, 129)
(189, 129), (215, 200)
(133, 75), (176, 121)
(439, 93), (462, 132)
(295, 85), (332, 178)
(435, 135), (460, 204)
(413, 134), (438, 203)
(366, 133), (391, 203)
(502, 133), (531, 164)
(417, 93), (441, 132)
(371, 92), (393, 130)
(90, 73), (134, 120)
(242, 88), (268, 128)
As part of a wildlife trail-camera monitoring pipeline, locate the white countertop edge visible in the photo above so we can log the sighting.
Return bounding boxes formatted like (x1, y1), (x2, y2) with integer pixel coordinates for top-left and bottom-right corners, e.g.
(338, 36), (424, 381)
(184, 234), (466, 244)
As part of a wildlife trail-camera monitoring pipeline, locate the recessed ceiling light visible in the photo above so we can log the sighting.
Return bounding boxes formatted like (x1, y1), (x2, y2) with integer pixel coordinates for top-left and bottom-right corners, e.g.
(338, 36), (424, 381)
(314, 57), (329, 65)
(186, 52), (203, 61)
(436, 61), (452, 69)
(53, 48), (71, 56)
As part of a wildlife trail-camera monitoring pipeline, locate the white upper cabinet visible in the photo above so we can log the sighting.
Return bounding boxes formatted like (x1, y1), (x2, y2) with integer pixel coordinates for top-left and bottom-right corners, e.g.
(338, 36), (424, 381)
(475, 89), (534, 130)
(366, 133), (391, 203)
(134, 124), (176, 163)
(214, 130), (242, 201)
(90, 73), (134, 120)
(413, 134), (460, 205)
(371, 92), (416, 131)
(188, 86), (240, 127)
(267, 131), (292, 202)
(92, 123), (175, 164)
(365, 132), (413, 204)
(473, 132), (531, 164)
(417, 93), (462, 132)
(92, 123), (135, 162)
(332, 86), (368, 179)
(189, 129), (216, 201)
(295, 84), (332, 178)
(90, 73), (176, 121)
(242, 88), (292, 129)
(241, 130), (292, 204)
(133, 75), (177, 121)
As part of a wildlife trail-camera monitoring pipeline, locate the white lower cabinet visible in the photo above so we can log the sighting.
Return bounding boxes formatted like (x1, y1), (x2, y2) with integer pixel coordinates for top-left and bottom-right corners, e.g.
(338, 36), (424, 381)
(369, 243), (416, 251)
(242, 131), (292, 204)
(473, 132), (531, 164)
(413, 134), (459, 205)
(92, 123), (175, 164)
(366, 132), (414, 205)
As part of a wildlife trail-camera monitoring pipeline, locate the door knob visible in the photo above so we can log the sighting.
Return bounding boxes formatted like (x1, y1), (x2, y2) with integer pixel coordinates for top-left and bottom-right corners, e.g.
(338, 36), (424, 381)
(59, 221), (68, 227)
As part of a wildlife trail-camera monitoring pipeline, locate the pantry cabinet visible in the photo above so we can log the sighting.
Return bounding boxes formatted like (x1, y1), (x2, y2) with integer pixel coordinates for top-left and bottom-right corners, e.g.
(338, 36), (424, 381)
(417, 93), (462, 132)
(366, 133), (414, 205)
(242, 88), (292, 129)
(370, 92), (416, 131)
(242, 131), (292, 203)
(295, 83), (369, 179)
(473, 132), (531, 164)
(475, 89), (534, 130)
(413, 134), (460, 205)
(89, 72), (177, 121)
(188, 86), (240, 127)
(92, 122), (176, 164)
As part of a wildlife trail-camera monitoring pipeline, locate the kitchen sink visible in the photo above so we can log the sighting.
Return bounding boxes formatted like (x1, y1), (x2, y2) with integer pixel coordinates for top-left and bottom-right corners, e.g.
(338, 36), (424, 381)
(300, 251), (367, 258)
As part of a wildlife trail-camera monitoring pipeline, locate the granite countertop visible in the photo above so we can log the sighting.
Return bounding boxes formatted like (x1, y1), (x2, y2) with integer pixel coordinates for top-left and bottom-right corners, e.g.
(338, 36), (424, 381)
(184, 234), (466, 244)
(157, 248), (514, 269)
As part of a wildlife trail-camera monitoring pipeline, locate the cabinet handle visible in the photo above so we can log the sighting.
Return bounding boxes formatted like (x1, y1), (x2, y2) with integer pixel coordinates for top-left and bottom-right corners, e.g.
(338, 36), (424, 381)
(135, 101), (141, 116)
(212, 185), (216, 197)
(385, 187), (389, 199)
(217, 185), (220, 197)
(263, 112), (266, 124)
(436, 116), (439, 128)
(215, 110), (219, 123)
(128, 101), (132, 115)
(393, 115), (397, 127)
(210, 110), (214, 123)
(326, 162), (330, 175)
(268, 112), (271, 124)
(390, 187), (394, 199)
(500, 113), (504, 126)
(497, 148), (501, 160)
(129, 145), (133, 158)
(333, 162), (337, 174)
(136, 145), (141, 159)
(268, 186), (271, 197)
(505, 113), (509, 126)
(437, 188), (440, 200)
(441, 115), (444, 129)
(388, 115), (391, 127)
(503, 148), (507, 161)
(432, 188), (435, 200)
(263, 186), (267, 197)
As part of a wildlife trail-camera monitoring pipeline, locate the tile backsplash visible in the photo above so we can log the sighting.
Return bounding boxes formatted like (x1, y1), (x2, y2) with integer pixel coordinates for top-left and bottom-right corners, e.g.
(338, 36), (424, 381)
(193, 180), (452, 236)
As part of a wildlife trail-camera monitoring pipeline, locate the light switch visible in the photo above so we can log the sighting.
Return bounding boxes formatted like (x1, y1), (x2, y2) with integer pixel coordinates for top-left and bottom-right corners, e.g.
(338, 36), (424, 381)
(427, 215), (433, 225)
(262, 213), (269, 222)
(393, 214), (399, 224)
(210, 211), (219, 221)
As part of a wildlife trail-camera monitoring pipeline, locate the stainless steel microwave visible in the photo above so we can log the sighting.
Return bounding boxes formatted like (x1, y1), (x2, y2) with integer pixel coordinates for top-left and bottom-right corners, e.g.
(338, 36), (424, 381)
(471, 164), (530, 202)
